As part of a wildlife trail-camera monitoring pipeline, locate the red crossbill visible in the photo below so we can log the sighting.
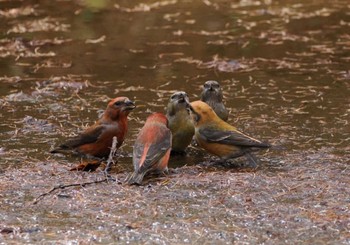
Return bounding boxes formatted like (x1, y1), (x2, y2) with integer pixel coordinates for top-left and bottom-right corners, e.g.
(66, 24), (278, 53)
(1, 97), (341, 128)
(50, 97), (135, 158)
(127, 113), (172, 185)
(189, 101), (270, 167)
(201, 80), (229, 121)
(166, 91), (194, 154)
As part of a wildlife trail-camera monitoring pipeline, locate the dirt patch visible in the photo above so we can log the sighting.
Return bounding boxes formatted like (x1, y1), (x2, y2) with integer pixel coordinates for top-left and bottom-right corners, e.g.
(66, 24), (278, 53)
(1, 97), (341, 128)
(0, 150), (349, 244)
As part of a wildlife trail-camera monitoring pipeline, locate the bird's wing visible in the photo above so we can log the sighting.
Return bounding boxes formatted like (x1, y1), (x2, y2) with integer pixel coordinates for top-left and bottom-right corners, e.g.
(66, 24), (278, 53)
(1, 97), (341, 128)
(59, 125), (105, 149)
(133, 128), (171, 172)
(199, 127), (270, 148)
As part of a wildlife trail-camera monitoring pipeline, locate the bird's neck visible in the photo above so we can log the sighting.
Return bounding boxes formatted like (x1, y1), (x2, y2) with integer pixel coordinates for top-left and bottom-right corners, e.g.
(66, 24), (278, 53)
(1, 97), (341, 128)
(102, 111), (127, 125)
(208, 95), (222, 102)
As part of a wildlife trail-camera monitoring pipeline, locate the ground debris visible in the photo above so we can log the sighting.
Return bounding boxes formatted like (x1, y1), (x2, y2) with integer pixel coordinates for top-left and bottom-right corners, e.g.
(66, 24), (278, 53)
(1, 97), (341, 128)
(70, 160), (102, 172)
(7, 17), (70, 33)
(0, 6), (37, 18)
(0, 227), (14, 234)
(1, 151), (349, 243)
(115, 0), (177, 12)
(0, 38), (57, 58)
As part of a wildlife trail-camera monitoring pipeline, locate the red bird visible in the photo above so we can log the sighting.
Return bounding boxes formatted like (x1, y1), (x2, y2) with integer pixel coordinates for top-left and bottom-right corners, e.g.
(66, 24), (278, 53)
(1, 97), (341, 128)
(51, 97), (135, 158)
(127, 113), (172, 185)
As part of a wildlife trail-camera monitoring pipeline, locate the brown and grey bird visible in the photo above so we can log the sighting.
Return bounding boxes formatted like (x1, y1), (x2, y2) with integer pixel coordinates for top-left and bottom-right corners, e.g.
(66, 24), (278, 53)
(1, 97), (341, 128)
(166, 91), (194, 154)
(200, 80), (229, 121)
(189, 100), (270, 167)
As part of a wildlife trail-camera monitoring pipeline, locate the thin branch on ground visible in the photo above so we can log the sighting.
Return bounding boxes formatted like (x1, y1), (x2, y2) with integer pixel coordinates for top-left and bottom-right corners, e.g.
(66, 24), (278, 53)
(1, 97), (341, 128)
(32, 178), (112, 205)
(33, 137), (120, 205)
(104, 136), (118, 177)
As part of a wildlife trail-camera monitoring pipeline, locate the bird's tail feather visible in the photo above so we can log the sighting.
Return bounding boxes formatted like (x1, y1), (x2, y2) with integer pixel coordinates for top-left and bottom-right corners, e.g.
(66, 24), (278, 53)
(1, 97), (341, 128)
(245, 152), (259, 168)
(269, 144), (286, 150)
(126, 171), (146, 185)
(50, 148), (65, 154)
(258, 141), (271, 148)
(50, 144), (71, 154)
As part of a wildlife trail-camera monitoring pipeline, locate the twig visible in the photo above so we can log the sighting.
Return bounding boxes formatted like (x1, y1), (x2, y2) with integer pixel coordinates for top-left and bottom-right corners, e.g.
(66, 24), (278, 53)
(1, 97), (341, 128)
(32, 178), (110, 205)
(104, 136), (118, 176)
(33, 137), (119, 205)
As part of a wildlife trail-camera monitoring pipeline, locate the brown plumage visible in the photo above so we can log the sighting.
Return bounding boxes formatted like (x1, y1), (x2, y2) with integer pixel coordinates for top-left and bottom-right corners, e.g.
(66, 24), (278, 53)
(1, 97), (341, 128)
(51, 97), (135, 158)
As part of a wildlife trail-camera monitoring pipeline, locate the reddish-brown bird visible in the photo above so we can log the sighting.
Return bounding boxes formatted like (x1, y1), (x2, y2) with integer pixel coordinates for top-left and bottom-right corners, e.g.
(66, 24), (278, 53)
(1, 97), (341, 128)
(127, 113), (172, 185)
(51, 97), (135, 158)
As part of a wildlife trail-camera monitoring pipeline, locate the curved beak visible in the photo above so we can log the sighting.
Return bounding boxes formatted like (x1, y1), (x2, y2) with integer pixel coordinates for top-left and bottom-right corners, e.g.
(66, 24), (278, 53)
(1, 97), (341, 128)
(177, 94), (189, 103)
(185, 102), (194, 114)
(124, 100), (136, 111)
(187, 104), (200, 122)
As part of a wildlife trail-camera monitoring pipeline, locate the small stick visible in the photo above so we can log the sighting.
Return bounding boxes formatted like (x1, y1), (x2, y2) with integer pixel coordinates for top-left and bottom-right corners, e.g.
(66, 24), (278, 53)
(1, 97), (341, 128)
(33, 137), (119, 205)
(32, 178), (109, 205)
(104, 136), (118, 177)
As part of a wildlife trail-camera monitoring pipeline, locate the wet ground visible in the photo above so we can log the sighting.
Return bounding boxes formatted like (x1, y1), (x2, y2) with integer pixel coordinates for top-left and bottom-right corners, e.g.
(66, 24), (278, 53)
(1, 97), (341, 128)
(0, 0), (349, 244)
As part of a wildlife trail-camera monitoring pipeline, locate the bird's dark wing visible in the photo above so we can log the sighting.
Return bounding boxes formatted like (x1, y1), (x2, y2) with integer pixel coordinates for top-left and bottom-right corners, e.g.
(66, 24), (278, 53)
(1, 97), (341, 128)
(133, 128), (171, 171)
(57, 125), (105, 150)
(199, 127), (270, 148)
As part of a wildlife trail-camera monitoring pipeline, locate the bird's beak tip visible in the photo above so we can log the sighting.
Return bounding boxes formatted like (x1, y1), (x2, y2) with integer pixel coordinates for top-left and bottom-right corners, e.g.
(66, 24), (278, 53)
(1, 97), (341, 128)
(186, 103), (194, 112)
(125, 101), (136, 110)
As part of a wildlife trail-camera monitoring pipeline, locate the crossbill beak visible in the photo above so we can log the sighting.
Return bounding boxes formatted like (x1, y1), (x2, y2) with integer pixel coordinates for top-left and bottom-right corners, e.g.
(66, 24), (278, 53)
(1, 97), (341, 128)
(186, 103), (200, 121)
(177, 96), (185, 103)
(204, 83), (213, 92)
(123, 100), (136, 111)
(187, 104), (200, 122)
(181, 96), (192, 112)
(186, 104), (194, 113)
(178, 94), (190, 104)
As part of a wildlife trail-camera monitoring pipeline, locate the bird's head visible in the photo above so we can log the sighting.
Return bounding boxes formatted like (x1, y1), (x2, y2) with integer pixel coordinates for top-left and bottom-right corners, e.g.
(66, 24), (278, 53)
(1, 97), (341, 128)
(189, 100), (219, 126)
(201, 80), (223, 102)
(167, 91), (191, 116)
(105, 97), (136, 121)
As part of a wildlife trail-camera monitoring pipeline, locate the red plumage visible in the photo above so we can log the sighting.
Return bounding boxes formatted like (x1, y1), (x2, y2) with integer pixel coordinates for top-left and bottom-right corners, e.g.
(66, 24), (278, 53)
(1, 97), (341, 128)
(51, 97), (135, 158)
(127, 113), (172, 185)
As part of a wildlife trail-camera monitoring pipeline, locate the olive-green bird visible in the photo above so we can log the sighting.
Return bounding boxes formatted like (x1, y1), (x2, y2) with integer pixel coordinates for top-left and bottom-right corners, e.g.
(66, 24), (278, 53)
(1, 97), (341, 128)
(166, 91), (194, 154)
(200, 80), (229, 121)
(189, 100), (270, 167)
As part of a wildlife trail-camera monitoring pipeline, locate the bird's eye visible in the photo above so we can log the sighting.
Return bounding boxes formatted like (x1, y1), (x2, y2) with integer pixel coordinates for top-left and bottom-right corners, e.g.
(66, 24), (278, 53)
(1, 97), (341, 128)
(114, 101), (123, 106)
(204, 84), (210, 89)
(171, 95), (176, 100)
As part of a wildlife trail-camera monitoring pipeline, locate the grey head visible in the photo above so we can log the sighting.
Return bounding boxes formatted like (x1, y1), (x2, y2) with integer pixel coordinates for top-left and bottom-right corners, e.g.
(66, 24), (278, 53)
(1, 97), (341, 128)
(201, 80), (223, 102)
(169, 91), (190, 107)
(167, 91), (191, 116)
